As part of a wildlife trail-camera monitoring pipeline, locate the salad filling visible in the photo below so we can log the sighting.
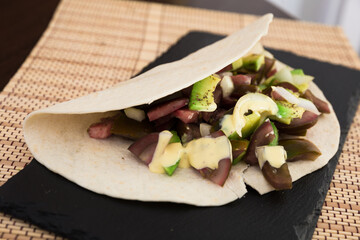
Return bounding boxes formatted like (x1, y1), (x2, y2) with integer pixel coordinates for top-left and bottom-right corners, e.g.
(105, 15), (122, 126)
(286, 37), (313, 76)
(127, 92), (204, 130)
(88, 49), (330, 191)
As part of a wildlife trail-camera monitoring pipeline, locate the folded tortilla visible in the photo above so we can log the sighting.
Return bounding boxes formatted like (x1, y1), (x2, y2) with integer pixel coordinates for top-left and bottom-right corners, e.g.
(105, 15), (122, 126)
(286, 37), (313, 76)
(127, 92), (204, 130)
(23, 13), (339, 206)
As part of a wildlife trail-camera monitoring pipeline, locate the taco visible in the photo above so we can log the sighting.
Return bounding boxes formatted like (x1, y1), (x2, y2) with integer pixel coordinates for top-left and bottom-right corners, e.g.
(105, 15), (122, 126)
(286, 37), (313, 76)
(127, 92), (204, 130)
(23, 14), (340, 206)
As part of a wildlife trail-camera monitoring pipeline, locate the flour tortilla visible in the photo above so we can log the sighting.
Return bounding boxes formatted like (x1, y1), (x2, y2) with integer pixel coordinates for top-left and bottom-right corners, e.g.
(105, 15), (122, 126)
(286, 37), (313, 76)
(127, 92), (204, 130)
(23, 13), (339, 206)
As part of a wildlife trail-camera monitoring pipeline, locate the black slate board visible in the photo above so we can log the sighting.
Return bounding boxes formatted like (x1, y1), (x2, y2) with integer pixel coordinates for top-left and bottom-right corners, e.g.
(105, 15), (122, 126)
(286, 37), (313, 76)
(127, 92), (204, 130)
(1, 32), (360, 240)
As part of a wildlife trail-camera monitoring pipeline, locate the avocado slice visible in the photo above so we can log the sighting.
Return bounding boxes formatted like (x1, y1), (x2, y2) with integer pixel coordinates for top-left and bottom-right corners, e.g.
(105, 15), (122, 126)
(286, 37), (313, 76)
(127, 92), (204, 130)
(230, 139), (249, 165)
(268, 121), (279, 146)
(226, 111), (262, 140)
(169, 130), (181, 143)
(242, 54), (265, 72)
(241, 111), (262, 138)
(164, 160), (180, 176)
(189, 75), (221, 112)
(231, 58), (243, 71)
(290, 69), (304, 76)
(163, 131), (182, 176)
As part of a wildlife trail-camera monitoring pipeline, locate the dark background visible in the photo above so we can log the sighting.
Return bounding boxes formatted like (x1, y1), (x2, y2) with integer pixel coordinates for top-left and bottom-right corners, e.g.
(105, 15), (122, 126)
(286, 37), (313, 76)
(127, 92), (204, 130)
(0, 0), (292, 91)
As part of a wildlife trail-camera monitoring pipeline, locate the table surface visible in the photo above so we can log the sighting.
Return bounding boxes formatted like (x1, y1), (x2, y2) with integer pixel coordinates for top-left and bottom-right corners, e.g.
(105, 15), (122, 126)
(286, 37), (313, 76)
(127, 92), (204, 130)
(0, 0), (292, 91)
(0, 0), (359, 239)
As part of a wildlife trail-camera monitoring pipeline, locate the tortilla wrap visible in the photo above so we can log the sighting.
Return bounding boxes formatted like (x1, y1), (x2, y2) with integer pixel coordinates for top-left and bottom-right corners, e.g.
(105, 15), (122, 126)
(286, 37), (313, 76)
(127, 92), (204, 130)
(23, 13), (339, 206)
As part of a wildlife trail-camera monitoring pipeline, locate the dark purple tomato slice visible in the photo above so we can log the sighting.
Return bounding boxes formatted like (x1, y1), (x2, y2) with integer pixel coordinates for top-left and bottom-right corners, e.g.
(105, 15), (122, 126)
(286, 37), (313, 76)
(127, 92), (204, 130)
(243, 120), (276, 165)
(231, 74), (251, 86)
(262, 161), (292, 190)
(264, 57), (275, 76)
(275, 82), (299, 93)
(147, 98), (189, 122)
(173, 108), (199, 124)
(153, 114), (174, 126)
(181, 85), (193, 97)
(271, 89), (287, 101)
(154, 118), (176, 132)
(199, 158), (232, 186)
(128, 133), (160, 164)
(209, 130), (225, 138)
(138, 143), (158, 165)
(302, 90), (330, 114)
(275, 110), (318, 134)
(176, 121), (201, 143)
(213, 85), (223, 105)
(88, 120), (113, 139)
(201, 108), (227, 125)
(216, 64), (232, 73)
(231, 85), (258, 98)
(266, 68), (277, 78)
(261, 86), (282, 100)
(279, 138), (321, 162)
(221, 97), (238, 109)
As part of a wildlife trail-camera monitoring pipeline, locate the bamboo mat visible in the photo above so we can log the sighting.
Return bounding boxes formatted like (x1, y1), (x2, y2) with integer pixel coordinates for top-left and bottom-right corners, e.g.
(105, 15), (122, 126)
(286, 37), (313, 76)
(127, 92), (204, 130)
(0, 0), (359, 239)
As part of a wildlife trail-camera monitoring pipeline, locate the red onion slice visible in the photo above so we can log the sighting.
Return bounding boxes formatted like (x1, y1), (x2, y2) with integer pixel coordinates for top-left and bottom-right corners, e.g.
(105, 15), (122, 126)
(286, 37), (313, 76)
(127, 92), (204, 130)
(271, 86), (320, 115)
(297, 98), (320, 115)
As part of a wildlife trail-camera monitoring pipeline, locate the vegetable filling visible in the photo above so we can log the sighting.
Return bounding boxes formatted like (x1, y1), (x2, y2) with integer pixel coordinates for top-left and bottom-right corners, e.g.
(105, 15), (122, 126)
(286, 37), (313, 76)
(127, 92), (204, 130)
(88, 51), (329, 190)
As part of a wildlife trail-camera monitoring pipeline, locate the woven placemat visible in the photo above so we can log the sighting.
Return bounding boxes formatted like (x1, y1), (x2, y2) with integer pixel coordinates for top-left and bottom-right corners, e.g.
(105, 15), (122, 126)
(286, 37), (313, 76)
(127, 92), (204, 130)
(0, 0), (359, 239)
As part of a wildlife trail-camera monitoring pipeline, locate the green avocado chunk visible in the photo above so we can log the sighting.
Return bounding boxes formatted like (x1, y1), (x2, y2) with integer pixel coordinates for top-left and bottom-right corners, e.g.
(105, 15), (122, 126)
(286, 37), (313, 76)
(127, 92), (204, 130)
(290, 69), (304, 76)
(268, 121), (279, 146)
(241, 112), (262, 138)
(169, 130), (181, 143)
(164, 160), (180, 176)
(163, 131), (181, 176)
(242, 54), (265, 72)
(231, 139), (249, 165)
(189, 75), (221, 112)
(231, 58), (243, 71)
(222, 111), (262, 140)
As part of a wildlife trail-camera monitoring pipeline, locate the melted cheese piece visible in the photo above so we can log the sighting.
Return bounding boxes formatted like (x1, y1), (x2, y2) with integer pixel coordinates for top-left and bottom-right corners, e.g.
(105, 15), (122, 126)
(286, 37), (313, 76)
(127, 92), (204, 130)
(149, 131), (232, 174)
(178, 152), (190, 168)
(149, 131), (174, 173)
(161, 142), (183, 168)
(255, 145), (287, 169)
(185, 136), (232, 170)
